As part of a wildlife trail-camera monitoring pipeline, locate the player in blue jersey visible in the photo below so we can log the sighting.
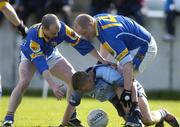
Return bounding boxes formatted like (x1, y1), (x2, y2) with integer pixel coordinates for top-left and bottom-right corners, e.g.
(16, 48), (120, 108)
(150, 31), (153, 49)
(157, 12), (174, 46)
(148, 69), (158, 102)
(2, 14), (109, 127)
(73, 13), (158, 122)
(60, 65), (179, 127)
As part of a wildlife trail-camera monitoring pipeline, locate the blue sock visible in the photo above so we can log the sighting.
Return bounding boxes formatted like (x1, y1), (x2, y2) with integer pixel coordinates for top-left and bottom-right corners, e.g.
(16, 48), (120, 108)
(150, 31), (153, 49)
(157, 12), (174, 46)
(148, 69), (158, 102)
(4, 113), (14, 122)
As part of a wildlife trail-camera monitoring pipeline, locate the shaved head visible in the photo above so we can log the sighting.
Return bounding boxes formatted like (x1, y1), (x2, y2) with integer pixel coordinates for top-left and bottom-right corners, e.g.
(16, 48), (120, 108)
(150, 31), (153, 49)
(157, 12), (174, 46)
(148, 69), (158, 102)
(74, 14), (95, 29)
(74, 14), (96, 39)
(41, 14), (60, 39)
(41, 14), (59, 30)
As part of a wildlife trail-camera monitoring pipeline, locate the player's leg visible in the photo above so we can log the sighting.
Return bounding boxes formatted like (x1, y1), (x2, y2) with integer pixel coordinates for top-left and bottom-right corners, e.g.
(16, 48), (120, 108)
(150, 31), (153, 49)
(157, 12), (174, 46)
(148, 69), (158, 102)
(125, 82), (143, 127)
(138, 96), (161, 126)
(138, 94), (179, 127)
(155, 109), (179, 127)
(132, 37), (157, 77)
(3, 59), (36, 127)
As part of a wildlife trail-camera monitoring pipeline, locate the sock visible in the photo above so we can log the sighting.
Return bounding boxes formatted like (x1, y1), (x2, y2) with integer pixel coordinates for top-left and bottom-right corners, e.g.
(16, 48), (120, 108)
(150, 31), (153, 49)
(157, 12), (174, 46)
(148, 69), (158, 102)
(158, 109), (167, 121)
(4, 112), (14, 122)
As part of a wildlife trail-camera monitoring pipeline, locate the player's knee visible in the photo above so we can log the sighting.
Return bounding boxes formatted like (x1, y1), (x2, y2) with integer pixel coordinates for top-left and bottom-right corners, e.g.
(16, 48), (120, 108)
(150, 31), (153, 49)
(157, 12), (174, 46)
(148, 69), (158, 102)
(18, 79), (31, 91)
(143, 121), (154, 126)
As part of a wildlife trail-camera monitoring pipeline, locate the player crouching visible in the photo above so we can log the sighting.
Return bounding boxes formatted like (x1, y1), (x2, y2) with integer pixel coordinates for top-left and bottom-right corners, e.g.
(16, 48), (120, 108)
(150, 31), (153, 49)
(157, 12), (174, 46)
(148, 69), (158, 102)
(60, 64), (179, 127)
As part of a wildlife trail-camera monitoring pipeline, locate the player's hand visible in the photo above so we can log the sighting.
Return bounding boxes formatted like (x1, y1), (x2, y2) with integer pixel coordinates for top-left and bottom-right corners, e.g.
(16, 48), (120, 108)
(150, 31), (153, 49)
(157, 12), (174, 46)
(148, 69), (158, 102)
(120, 89), (132, 108)
(51, 84), (64, 100)
(17, 21), (28, 38)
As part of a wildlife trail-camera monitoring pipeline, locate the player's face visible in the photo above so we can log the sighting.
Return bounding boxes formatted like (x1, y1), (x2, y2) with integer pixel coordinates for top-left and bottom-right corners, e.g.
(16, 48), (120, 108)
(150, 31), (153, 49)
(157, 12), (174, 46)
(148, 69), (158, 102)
(75, 24), (96, 39)
(44, 22), (60, 39)
(79, 76), (94, 92)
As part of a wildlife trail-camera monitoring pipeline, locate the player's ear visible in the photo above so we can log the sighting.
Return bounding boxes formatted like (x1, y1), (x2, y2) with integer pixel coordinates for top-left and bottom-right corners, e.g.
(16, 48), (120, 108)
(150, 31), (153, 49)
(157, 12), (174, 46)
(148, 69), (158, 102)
(88, 21), (93, 27)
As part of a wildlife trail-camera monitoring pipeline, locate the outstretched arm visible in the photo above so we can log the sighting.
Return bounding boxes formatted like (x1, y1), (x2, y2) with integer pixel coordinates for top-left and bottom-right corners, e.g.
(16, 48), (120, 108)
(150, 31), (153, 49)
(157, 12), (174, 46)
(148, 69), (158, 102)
(61, 103), (75, 126)
(99, 44), (110, 59)
(89, 48), (107, 64)
(121, 62), (134, 91)
(42, 70), (64, 100)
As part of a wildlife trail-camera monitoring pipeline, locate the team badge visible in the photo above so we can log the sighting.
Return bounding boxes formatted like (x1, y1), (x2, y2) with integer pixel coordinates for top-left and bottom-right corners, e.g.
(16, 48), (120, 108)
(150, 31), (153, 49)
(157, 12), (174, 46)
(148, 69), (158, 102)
(51, 41), (57, 47)
(30, 40), (40, 53)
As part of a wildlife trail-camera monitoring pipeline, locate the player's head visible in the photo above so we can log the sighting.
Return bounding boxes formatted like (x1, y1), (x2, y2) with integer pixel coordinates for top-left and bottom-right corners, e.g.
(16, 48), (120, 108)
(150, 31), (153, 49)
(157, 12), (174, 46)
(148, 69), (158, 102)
(72, 71), (94, 92)
(41, 14), (60, 39)
(74, 14), (96, 39)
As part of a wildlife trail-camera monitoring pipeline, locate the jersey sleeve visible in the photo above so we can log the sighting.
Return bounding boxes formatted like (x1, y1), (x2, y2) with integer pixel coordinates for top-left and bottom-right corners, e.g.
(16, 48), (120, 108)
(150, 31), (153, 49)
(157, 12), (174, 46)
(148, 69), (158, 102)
(69, 91), (83, 106)
(64, 24), (94, 56)
(102, 35), (133, 65)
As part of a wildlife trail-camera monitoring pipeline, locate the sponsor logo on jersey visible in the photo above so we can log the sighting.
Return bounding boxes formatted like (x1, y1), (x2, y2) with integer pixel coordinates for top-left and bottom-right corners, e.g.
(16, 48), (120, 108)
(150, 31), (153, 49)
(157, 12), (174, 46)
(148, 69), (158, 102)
(51, 41), (57, 47)
(30, 40), (40, 53)
(30, 52), (43, 59)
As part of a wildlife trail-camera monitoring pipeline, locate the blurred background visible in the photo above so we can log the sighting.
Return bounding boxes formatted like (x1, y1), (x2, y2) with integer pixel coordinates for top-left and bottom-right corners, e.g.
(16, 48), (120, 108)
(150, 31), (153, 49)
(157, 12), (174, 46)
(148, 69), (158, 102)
(0, 0), (180, 97)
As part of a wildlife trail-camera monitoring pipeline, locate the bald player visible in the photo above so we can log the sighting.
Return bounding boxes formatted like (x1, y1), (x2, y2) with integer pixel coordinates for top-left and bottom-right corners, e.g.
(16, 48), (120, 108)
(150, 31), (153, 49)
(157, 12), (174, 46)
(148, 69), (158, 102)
(73, 13), (159, 126)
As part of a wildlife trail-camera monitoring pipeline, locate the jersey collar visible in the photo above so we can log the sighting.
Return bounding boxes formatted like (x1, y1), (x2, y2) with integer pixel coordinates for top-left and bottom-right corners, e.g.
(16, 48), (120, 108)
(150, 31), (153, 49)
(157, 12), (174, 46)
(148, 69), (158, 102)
(38, 25), (49, 42)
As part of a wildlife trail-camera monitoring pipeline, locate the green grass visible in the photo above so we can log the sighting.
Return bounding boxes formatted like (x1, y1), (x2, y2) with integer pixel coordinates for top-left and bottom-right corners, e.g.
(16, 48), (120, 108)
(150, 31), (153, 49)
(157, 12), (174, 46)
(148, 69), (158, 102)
(0, 96), (180, 127)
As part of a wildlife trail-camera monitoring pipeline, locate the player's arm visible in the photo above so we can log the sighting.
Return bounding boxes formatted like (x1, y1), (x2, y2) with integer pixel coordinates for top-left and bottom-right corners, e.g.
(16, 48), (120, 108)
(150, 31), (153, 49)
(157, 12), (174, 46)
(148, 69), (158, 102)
(89, 48), (109, 64)
(117, 53), (134, 108)
(0, 1), (28, 37)
(101, 36), (134, 107)
(101, 39), (133, 90)
(42, 70), (64, 100)
(61, 91), (82, 126)
(63, 24), (109, 64)
(100, 44), (111, 59)
(61, 103), (75, 126)
(24, 39), (64, 99)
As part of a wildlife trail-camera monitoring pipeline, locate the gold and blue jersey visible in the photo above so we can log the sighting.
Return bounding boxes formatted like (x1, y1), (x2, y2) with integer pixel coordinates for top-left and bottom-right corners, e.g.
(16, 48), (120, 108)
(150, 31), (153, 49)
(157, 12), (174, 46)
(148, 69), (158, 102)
(21, 21), (94, 73)
(94, 13), (151, 67)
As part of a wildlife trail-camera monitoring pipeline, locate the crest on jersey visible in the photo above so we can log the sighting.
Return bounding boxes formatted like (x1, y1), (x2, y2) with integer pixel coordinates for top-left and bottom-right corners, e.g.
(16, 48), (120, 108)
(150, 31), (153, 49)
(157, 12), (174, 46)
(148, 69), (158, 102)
(51, 41), (57, 47)
(30, 40), (40, 53)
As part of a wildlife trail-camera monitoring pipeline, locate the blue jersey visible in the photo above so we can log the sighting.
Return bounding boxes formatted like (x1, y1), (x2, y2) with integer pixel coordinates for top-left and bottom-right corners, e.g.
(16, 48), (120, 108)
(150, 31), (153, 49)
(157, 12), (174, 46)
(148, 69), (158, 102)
(69, 65), (124, 106)
(94, 13), (151, 66)
(21, 22), (94, 74)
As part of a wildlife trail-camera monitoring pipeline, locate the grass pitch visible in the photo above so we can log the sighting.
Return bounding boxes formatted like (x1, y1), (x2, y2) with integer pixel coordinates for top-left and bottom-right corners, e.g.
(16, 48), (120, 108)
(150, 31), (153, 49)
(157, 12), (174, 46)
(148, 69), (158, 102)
(0, 96), (180, 127)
